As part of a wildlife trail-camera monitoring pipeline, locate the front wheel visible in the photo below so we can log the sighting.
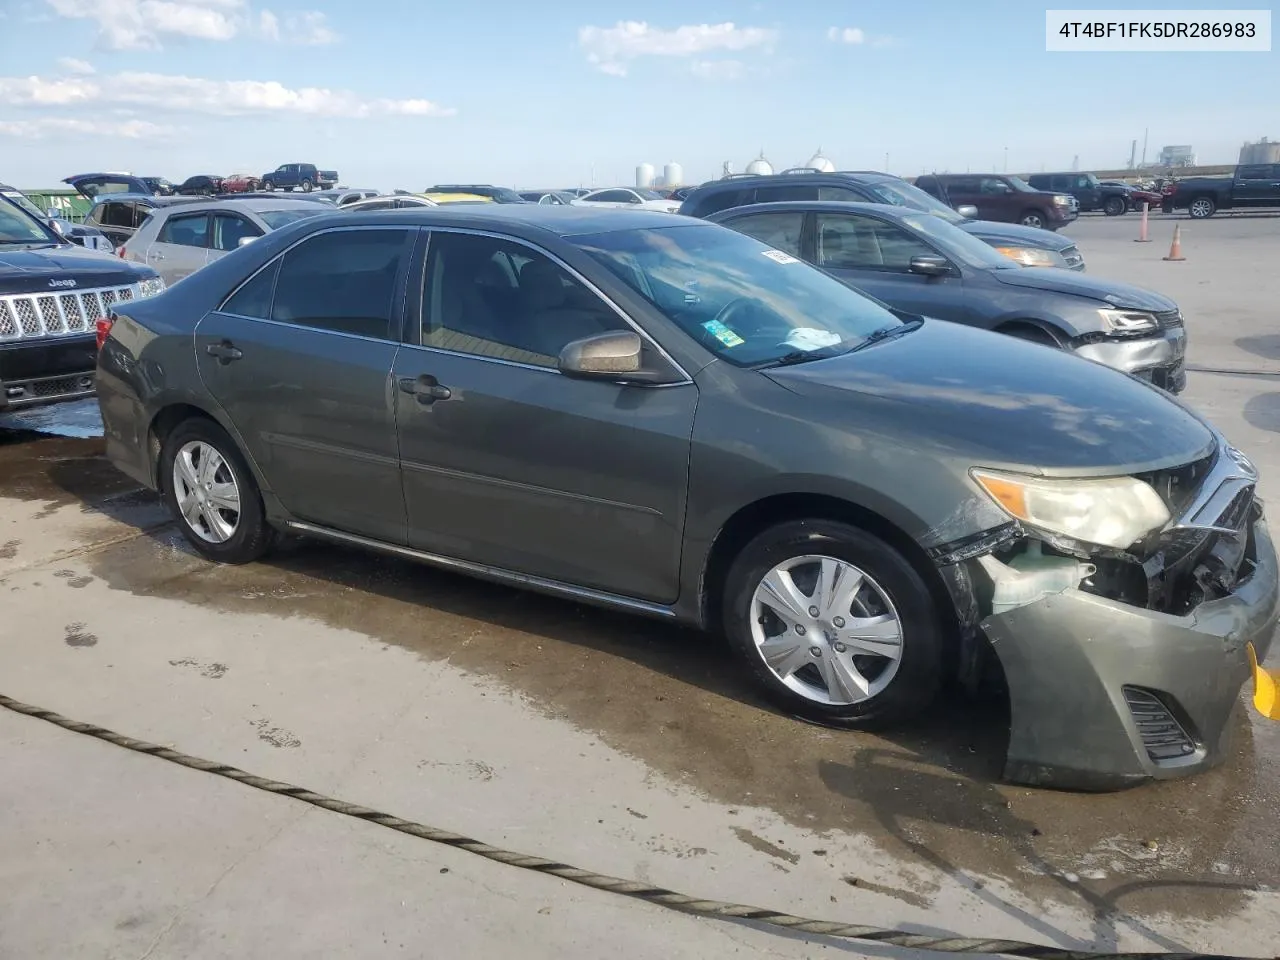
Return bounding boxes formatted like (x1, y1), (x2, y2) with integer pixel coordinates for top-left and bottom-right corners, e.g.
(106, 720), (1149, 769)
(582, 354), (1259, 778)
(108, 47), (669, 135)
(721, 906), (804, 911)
(722, 519), (944, 728)
(160, 418), (274, 564)
(1103, 196), (1126, 216)
(1188, 196), (1216, 219)
(261, 180), (274, 191)
(1018, 209), (1047, 229)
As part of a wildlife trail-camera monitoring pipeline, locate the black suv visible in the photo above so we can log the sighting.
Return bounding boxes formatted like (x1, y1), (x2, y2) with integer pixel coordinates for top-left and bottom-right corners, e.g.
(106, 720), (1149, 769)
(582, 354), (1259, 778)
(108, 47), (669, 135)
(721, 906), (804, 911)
(679, 172), (1085, 270)
(1026, 173), (1130, 216)
(0, 199), (162, 413)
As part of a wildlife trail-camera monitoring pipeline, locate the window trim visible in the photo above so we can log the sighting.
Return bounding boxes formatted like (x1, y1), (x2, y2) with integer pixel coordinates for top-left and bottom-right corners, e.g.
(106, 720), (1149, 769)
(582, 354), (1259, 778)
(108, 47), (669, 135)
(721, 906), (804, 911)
(813, 210), (950, 274)
(402, 226), (693, 384)
(216, 224), (417, 344)
(210, 212), (264, 252)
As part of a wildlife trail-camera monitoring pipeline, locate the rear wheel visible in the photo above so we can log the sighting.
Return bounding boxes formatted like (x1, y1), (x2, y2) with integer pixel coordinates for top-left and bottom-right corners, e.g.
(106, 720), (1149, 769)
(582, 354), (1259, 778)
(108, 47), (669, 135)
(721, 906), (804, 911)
(1018, 209), (1047, 229)
(1103, 196), (1126, 216)
(160, 417), (273, 564)
(721, 519), (944, 729)
(301, 179), (313, 193)
(1188, 196), (1216, 219)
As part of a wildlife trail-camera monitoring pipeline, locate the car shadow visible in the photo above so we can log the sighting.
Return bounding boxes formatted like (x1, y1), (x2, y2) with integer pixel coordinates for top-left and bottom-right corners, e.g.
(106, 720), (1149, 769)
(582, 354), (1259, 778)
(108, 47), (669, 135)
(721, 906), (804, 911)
(1242, 393), (1280, 434)
(1235, 334), (1280, 362)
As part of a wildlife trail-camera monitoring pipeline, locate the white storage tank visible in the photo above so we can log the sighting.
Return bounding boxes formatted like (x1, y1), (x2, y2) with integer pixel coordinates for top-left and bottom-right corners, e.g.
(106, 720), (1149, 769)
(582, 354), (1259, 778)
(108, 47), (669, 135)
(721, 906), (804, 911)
(807, 149), (835, 172)
(663, 162), (683, 187)
(745, 151), (773, 176)
(636, 163), (655, 188)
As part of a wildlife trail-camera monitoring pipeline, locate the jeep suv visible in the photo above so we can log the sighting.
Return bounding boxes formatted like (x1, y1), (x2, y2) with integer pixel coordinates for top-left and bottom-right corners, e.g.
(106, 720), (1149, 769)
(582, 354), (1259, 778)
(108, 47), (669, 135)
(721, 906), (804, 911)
(913, 174), (1078, 230)
(0, 199), (162, 413)
(679, 172), (1085, 270)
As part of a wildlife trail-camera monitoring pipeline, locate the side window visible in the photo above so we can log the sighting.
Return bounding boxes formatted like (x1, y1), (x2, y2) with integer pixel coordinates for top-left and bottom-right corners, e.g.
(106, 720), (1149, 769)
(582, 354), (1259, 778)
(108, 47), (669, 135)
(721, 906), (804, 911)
(725, 212), (805, 259)
(130, 204), (152, 228)
(590, 190), (633, 203)
(271, 229), (410, 339)
(913, 177), (942, 198)
(978, 177), (1010, 194)
(818, 186), (865, 201)
(221, 260), (280, 318)
(815, 213), (934, 271)
(946, 177), (981, 194)
(1238, 165), (1269, 180)
(693, 188), (752, 216)
(754, 185), (819, 203)
(158, 213), (210, 247)
(100, 202), (136, 229)
(1074, 175), (1092, 189)
(421, 232), (626, 368)
(212, 214), (262, 252)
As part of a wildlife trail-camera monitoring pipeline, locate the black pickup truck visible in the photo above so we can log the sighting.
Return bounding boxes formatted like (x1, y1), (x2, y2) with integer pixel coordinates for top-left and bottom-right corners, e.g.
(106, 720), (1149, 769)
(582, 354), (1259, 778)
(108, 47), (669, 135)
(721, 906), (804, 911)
(1163, 163), (1280, 218)
(1, 200), (162, 414)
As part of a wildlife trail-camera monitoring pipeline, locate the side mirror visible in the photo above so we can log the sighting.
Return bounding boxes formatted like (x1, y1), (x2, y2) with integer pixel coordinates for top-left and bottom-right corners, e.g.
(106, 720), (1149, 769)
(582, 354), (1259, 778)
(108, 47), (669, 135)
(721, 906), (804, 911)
(956, 204), (979, 219)
(909, 255), (953, 277)
(559, 331), (674, 383)
(238, 236), (257, 247)
(46, 218), (66, 236)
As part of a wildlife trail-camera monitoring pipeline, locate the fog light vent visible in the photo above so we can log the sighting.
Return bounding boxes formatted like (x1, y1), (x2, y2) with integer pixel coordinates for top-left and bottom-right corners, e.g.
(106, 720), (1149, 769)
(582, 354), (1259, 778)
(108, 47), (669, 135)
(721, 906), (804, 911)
(1122, 686), (1196, 761)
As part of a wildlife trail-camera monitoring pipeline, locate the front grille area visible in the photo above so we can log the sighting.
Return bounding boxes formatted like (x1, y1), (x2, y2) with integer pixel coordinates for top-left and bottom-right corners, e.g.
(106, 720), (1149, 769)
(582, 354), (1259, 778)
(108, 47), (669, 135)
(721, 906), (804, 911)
(1155, 309), (1184, 329)
(0, 284), (135, 341)
(1122, 686), (1197, 762)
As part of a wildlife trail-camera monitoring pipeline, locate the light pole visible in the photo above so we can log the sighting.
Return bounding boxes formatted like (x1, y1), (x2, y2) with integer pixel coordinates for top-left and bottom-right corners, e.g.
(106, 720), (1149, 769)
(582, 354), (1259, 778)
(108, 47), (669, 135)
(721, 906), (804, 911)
(1003, 146), (1008, 173)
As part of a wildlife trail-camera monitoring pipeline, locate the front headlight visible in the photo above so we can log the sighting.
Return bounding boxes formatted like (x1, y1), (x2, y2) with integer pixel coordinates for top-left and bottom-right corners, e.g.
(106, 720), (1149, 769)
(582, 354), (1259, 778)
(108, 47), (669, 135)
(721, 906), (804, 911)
(992, 245), (1059, 268)
(971, 469), (1170, 549)
(136, 276), (166, 299)
(1053, 194), (1071, 205)
(1098, 308), (1157, 334)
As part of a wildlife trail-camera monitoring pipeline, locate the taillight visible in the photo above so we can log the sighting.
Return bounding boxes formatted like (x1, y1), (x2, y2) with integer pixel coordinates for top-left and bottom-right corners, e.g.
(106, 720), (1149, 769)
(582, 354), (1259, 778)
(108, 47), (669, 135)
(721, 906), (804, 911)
(117, 245), (126, 257)
(96, 314), (115, 350)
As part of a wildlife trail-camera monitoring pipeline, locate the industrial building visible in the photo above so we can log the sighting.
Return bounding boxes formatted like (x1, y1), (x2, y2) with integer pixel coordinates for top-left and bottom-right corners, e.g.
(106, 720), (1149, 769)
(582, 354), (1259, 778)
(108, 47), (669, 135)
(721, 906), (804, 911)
(1157, 145), (1196, 167)
(1240, 138), (1280, 165)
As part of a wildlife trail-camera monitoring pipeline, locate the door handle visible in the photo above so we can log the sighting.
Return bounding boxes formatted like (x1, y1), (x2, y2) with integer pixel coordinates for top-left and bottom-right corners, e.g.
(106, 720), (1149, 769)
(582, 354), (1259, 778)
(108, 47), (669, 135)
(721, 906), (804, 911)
(206, 340), (243, 364)
(398, 374), (452, 404)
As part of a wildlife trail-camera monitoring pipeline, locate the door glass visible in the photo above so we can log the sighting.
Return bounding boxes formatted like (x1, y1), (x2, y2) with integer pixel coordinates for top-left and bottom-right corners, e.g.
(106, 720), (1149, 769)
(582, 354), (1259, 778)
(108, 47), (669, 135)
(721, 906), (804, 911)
(421, 232), (626, 368)
(1238, 165), (1269, 180)
(157, 213), (210, 247)
(815, 213), (934, 271)
(818, 186), (865, 201)
(978, 177), (1010, 194)
(129, 204), (152, 228)
(101, 202), (136, 228)
(724, 211), (805, 258)
(270, 229), (410, 339)
(212, 214), (262, 251)
(221, 260), (280, 318)
(754, 185), (819, 202)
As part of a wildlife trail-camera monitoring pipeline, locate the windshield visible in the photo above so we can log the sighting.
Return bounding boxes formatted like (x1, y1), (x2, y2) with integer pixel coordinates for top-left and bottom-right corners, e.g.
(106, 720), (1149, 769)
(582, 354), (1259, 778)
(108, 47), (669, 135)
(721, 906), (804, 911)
(899, 214), (1019, 270)
(0, 200), (58, 246)
(1007, 176), (1037, 192)
(860, 178), (965, 223)
(635, 189), (668, 201)
(573, 224), (901, 366)
(258, 208), (326, 229)
(3, 190), (49, 222)
(489, 188), (527, 203)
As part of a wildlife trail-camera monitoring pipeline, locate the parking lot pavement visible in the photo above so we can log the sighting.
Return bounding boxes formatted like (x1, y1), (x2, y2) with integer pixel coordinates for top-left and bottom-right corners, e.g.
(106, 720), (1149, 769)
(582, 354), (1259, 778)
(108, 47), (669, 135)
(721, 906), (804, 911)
(3, 215), (1279, 959)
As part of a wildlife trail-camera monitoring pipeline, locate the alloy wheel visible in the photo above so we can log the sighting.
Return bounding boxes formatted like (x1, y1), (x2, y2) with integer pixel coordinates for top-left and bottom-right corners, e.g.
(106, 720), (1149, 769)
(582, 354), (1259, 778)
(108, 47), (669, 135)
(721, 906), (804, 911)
(172, 440), (241, 543)
(1189, 198), (1213, 218)
(749, 554), (904, 706)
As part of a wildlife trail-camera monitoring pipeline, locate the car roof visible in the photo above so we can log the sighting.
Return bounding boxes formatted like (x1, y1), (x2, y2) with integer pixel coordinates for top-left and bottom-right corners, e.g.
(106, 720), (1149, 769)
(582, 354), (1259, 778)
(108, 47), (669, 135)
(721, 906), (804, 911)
(92, 193), (205, 206)
(324, 204), (702, 237)
(148, 197), (332, 215)
(707, 199), (924, 223)
(693, 171), (900, 191)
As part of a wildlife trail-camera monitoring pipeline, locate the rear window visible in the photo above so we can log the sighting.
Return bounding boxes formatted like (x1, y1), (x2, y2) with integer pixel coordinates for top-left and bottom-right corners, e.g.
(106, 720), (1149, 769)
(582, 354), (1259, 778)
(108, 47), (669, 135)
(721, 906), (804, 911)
(688, 187), (754, 216)
(258, 208), (327, 229)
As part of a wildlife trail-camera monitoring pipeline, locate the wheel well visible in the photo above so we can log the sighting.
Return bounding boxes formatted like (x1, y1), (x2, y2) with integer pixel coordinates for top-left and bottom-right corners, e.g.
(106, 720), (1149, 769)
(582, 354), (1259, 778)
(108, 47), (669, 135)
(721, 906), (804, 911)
(995, 320), (1061, 346)
(147, 403), (216, 491)
(1019, 208), (1046, 220)
(700, 493), (956, 639)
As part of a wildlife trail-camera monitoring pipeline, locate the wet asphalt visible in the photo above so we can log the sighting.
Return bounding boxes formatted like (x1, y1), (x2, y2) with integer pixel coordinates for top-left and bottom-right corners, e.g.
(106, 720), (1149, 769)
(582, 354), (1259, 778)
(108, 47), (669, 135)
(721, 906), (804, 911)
(2, 211), (1278, 953)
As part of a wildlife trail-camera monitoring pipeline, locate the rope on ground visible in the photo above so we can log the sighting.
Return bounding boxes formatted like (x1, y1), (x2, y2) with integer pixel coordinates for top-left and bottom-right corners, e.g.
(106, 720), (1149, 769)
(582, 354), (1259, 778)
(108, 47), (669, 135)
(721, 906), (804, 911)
(1, 692), (1270, 960)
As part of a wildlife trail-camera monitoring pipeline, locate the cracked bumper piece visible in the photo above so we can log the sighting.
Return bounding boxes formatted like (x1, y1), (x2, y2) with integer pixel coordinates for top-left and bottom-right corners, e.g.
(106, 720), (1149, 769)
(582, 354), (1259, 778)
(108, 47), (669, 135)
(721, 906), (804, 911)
(1073, 330), (1186, 392)
(982, 516), (1278, 790)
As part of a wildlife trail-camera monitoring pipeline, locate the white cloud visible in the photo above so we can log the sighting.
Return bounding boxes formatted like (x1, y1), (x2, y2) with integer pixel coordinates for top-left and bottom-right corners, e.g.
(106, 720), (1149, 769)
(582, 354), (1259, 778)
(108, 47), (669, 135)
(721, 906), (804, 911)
(0, 116), (176, 139)
(44, 0), (338, 49)
(0, 69), (455, 119)
(826, 26), (865, 44)
(690, 59), (745, 81)
(578, 21), (776, 76)
(56, 57), (96, 74)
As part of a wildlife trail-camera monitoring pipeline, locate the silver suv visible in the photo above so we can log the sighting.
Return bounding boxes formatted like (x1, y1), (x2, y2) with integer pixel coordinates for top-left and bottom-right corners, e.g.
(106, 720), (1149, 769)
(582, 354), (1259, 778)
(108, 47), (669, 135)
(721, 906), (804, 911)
(125, 198), (330, 285)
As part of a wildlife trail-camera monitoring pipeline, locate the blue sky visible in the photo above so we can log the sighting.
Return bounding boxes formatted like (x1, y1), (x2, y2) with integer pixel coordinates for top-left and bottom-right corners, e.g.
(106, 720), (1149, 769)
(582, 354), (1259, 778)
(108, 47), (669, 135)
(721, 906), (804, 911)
(0, 0), (1274, 190)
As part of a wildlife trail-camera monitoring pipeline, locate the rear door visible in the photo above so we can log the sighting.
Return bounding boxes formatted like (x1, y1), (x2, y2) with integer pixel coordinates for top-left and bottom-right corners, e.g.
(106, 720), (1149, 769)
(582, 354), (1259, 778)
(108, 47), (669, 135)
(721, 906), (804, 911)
(209, 212), (264, 265)
(193, 225), (414, 543)
(146, 211), (211, 284)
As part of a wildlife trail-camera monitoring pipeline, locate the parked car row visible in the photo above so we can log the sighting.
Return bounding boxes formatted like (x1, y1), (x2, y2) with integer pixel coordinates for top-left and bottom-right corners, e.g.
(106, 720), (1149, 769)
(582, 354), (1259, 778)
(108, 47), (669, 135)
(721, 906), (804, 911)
(62, 163), (342, 200)
(89, 202), (1274, 791)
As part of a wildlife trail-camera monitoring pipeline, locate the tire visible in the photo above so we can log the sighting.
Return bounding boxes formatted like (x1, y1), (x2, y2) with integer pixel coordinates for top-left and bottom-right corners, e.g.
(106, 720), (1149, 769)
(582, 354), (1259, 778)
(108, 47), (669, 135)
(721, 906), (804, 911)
(721, 519), (944, 729)
(301, 179), (313, 193)
(160, 417), (274, 565)
(262, 179), (274, 192)
(1103, 196), (1126, 217)
(1188, 196), (1216, 219)
(1018, 209), (1047, 229)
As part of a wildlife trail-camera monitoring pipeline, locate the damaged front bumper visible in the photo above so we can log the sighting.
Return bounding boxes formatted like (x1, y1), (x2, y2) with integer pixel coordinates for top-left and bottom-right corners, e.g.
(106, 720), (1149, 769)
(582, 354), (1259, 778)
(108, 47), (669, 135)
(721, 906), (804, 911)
(1072, 325), (1186, 394)
(984, 512), (1277, 789)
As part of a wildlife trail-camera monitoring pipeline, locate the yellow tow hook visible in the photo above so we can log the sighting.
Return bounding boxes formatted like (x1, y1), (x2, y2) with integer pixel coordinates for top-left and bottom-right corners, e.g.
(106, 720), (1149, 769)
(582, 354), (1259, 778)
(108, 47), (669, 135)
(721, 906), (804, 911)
(1248, 643), (1280, 720)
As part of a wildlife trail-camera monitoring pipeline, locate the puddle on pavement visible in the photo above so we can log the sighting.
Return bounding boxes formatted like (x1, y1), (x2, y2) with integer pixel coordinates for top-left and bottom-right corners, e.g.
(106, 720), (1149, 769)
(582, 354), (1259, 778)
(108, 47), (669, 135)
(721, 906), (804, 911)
(5, 430), (1277, 923)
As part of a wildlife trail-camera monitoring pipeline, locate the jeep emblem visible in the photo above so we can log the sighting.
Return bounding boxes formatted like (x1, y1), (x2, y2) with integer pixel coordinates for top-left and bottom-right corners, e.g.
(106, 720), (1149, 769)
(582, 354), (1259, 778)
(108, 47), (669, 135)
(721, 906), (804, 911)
(48, 278), (77, 289)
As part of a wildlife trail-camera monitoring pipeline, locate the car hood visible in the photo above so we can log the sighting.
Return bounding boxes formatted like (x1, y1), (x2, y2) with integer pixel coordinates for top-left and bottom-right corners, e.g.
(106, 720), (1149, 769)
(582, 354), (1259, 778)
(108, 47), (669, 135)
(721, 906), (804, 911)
(0, 244), (154, 293)
(959, 220), (1073, 250)
(989, 267), (1176, 311)
(764, 320), (1213, 475)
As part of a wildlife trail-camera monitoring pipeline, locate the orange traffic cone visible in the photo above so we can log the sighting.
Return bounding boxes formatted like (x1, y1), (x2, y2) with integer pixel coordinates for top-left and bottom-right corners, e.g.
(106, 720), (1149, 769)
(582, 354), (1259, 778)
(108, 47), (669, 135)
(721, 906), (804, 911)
(1163, 225), (1185, 261)
(1134, 201), (1151, 242)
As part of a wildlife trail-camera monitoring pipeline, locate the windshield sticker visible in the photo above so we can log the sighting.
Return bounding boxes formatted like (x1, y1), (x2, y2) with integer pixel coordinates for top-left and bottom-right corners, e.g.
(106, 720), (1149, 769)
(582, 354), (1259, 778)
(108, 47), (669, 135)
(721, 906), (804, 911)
(783, 328), (842, 352)
(702, 319), (746, 348)
(761, 249), (799, 264)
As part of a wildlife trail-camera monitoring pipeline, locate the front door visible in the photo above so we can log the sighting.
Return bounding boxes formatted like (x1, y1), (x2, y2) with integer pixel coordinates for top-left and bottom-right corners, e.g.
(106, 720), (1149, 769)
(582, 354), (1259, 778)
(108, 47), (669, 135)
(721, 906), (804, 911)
(392, 229), (697, 603)
(194, 226), (415, 543)
(208, 211), (264, 267)
(146, 211), (211, 285)
(810, 211), (968, 323)
(1235, 165), (1280, 207)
